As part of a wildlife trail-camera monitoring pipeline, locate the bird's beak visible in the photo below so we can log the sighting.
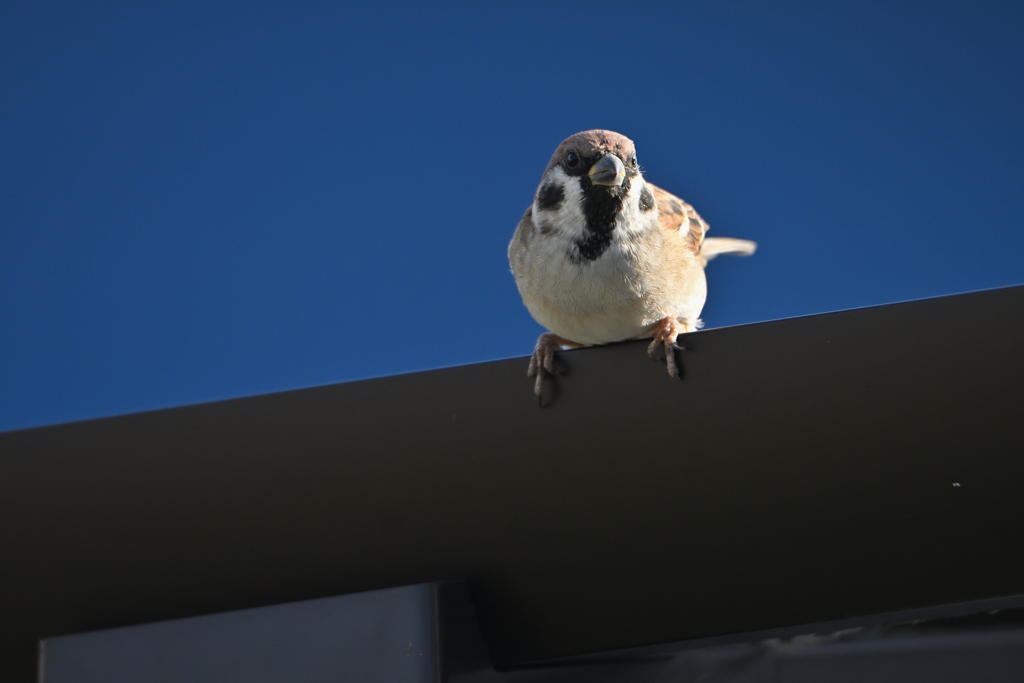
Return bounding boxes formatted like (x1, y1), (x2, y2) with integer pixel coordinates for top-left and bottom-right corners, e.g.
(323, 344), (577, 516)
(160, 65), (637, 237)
(589, 154), (625, 187)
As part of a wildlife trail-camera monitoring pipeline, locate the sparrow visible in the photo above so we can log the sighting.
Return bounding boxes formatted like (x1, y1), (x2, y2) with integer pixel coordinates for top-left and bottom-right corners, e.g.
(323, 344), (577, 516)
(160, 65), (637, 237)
(508, 130), (756, 397)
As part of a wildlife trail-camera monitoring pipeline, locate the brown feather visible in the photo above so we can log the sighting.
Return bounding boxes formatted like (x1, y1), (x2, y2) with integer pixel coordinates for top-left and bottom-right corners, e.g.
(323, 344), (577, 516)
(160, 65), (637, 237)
(647, 182), (707, 255)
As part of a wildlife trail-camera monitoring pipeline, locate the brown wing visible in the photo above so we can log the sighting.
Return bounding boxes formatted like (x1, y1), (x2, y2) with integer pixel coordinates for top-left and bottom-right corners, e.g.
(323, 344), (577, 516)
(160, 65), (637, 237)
(647, 182), (708, 255)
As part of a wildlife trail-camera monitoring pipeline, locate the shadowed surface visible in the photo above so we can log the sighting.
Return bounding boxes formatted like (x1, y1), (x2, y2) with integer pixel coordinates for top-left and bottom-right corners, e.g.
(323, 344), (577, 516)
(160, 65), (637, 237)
(2, 286), (1023, 681)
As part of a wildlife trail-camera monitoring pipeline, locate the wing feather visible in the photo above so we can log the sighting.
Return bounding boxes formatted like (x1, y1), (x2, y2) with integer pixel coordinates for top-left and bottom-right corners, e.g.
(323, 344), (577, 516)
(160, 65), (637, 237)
(647, 182), (707, 255)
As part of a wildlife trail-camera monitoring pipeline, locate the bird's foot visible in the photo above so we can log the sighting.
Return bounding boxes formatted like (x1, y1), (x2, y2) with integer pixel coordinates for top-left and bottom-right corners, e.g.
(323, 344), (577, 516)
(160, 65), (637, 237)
(647, 317), (689, 379)
(528, 333), (579, 401)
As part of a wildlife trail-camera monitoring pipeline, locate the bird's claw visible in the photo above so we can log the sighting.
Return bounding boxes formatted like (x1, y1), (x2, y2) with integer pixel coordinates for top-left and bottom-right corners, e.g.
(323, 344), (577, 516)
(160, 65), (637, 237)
(528, 333), (561, 397)
(647, 317), (689, 379)
(527, 333), (579, 402)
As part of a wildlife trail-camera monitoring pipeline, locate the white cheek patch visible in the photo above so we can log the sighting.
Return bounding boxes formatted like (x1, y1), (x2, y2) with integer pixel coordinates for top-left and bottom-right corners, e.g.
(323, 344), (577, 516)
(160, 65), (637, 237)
(532, 167), (586, 241)
(617, 177), (656, 237)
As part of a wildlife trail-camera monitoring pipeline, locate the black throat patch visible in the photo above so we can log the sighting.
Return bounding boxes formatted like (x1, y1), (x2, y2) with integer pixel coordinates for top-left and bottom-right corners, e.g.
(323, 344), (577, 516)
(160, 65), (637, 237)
(571, 173), (633, 263)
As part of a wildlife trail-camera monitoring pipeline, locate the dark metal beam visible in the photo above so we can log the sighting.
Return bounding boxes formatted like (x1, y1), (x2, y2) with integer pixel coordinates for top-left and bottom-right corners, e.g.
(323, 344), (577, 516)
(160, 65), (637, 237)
(3, 286), (1023, 682)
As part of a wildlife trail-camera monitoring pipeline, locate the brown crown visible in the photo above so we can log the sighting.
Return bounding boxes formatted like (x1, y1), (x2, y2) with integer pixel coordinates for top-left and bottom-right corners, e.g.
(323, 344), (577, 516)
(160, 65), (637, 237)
(546, 130), (636, 172)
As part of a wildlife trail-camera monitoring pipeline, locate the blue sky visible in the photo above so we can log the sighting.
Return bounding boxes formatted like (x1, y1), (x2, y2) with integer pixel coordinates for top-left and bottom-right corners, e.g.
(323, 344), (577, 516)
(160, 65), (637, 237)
(2, 1), (1022, 431)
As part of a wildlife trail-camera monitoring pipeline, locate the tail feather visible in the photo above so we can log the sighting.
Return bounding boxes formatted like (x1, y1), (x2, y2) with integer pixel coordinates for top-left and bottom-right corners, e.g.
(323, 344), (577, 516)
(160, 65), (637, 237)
(699, 237), (757, 266)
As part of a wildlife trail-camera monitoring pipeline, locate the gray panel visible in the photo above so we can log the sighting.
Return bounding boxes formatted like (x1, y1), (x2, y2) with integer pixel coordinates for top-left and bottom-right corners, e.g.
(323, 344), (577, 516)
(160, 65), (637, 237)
(39, 584), (438, 683)
(33, 580), (1024, 683)
(770, 630), (1024, 683)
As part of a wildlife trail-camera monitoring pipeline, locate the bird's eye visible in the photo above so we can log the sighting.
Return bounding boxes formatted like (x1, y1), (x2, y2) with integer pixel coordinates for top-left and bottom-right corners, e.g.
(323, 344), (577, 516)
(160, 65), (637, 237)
(631, 155), (638, 168)
(565, 152), (580, 169)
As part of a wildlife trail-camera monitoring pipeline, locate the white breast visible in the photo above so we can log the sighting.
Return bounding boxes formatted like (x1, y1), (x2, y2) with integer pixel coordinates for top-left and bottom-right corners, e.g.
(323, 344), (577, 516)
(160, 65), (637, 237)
(524, 243), (653, 344)
(512, 202), (667, 344)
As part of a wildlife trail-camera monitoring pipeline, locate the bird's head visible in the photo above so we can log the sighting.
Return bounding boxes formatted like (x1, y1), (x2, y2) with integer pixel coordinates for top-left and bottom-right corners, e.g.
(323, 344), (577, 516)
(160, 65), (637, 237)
(532, 130), (655, 261)
(546, 129), (638, 188)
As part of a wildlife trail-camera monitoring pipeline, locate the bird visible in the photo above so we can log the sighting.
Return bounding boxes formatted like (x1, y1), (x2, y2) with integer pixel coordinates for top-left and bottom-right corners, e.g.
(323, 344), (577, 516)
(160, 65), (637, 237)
(508, 129), (756, 398)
